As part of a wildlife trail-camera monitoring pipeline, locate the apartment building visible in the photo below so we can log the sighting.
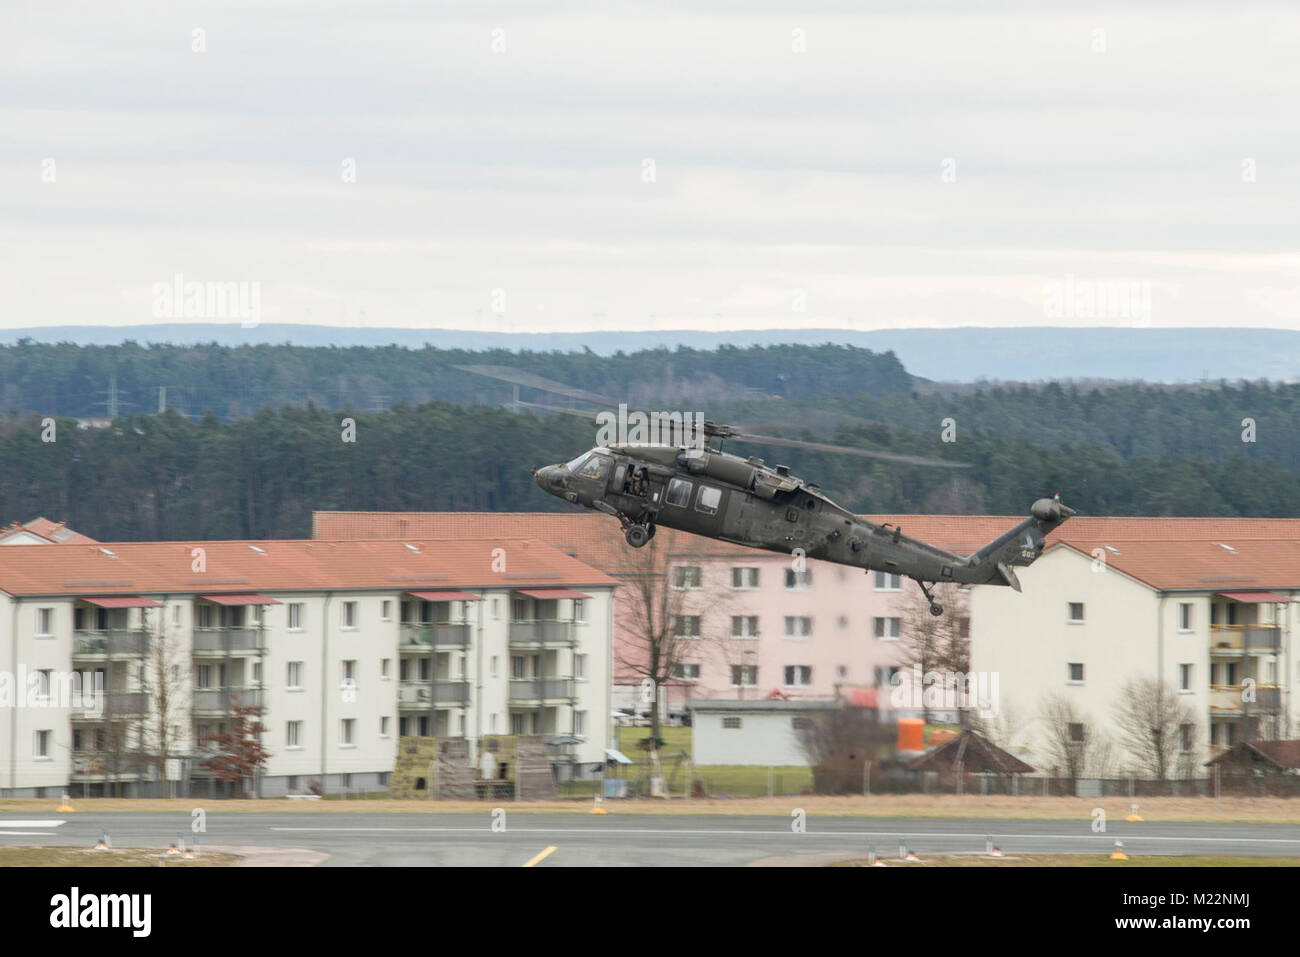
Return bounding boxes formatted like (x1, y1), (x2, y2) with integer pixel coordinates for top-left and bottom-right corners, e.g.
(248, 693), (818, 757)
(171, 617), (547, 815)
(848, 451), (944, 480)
(313, 511), (989, 710)
(970, 519), (1300, 770)
(0, 537), (615, 797)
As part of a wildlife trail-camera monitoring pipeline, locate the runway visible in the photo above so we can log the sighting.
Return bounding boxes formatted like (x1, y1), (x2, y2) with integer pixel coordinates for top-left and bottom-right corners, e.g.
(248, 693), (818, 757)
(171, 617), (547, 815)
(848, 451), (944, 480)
(4, 812), (1300, 866)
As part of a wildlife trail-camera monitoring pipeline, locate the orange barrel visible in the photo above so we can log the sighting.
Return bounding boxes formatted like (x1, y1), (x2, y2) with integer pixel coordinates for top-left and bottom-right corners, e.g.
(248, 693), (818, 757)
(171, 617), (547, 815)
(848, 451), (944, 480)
(897, 718), (924, 752)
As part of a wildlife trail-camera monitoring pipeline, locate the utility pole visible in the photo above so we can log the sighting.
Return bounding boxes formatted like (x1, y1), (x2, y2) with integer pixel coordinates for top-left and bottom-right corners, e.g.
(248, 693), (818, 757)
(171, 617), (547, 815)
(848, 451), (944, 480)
(157, 386), (166, 414)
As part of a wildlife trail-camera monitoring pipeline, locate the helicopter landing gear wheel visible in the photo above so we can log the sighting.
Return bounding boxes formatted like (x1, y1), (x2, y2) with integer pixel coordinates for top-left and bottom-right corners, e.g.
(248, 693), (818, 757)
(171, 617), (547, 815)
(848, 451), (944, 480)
(625, 524), (651, 548)
(913, 579), (944, 616)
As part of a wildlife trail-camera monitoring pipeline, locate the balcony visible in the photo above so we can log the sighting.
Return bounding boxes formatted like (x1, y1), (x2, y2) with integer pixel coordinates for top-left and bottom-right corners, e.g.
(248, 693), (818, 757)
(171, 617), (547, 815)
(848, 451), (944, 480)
(398, 679), (471, 708)
(192, 686), (265, 714)
(508, 677), (577, 703)
(508, 620), (576, 648)
(71, 752), (155, 780)
(193, 627), (266, 656)
(399, 622), (471, 651)
(72, 629), (149, 659)
(70, 691), (151, 719)
(1209, 624), (1283, 654)
(1209, 684), (1282, 715)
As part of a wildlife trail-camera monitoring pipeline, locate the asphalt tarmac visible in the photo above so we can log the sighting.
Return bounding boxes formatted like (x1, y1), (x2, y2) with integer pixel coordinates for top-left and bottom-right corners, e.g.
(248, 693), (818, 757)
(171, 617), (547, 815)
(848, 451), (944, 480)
(5, 811), (1300, 866)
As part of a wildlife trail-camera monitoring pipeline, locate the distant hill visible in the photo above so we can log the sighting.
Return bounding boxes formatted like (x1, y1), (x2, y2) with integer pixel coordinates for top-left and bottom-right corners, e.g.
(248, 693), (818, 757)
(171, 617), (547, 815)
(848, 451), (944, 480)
(1, 324), (1295, 383)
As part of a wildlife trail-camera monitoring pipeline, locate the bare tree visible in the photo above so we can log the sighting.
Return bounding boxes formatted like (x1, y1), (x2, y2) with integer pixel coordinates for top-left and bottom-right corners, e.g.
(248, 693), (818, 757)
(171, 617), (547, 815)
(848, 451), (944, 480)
(894, 582), (967, 724)
(795, 704), (895, 794)
(1112, 677), (1199, 779)
(967, 698), (1030, 756)
(1037, 692), (1116, 781)
(615, 535), (720, 744)
(138, 612), (190, 797)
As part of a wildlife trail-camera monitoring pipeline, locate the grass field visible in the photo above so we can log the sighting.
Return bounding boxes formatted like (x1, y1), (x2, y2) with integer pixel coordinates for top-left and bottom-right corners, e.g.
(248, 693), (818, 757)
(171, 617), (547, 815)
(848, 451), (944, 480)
(0, 846), (239, 867)
(832, 853), (1300, 867)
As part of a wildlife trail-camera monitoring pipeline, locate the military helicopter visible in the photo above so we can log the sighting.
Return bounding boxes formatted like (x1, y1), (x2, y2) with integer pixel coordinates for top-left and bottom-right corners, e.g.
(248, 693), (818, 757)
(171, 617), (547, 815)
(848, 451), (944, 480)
(532, 416), (1075, 615)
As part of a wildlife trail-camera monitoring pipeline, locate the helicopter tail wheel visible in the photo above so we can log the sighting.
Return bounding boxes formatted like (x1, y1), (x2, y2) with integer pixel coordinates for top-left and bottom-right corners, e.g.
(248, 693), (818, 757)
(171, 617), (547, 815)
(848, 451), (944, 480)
(914, 579), (944, 616)
(625, 524), (651, 548)
(929, 603), (944, 617)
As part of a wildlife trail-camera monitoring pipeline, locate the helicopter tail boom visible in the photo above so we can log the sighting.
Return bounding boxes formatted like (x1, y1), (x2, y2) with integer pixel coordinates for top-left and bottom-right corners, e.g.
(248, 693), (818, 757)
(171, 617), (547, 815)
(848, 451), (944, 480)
(963, 497), (1076, 586)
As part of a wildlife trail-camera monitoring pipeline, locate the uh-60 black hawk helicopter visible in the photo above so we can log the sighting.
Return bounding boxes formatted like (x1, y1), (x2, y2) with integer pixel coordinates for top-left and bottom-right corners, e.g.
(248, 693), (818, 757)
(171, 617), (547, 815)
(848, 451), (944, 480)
(532, 416), (1075, 616)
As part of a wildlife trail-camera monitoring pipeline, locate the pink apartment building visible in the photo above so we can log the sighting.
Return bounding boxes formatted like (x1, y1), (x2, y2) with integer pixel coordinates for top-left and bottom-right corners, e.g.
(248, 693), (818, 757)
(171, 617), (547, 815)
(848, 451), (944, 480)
(311, 511), (999, 711)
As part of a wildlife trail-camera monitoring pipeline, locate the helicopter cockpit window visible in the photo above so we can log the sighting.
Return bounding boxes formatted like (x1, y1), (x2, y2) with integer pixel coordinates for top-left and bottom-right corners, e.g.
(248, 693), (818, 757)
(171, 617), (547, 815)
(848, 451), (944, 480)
(575, 454), (610, 482)
(695, 485), (722, 515)
(665, 478), (691, 507)
(565, 452), (592, 472)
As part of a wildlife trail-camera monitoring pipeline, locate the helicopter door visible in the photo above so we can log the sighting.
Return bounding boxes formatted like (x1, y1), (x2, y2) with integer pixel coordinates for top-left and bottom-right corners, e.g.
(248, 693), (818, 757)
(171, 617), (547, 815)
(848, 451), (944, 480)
(691, 483), (725, 536)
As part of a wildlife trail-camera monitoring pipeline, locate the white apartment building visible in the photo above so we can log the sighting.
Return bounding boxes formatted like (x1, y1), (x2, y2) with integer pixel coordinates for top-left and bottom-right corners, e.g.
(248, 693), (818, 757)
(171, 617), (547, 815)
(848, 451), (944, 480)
(971, 520), (1300, 772)
(0, 537), (615, 798)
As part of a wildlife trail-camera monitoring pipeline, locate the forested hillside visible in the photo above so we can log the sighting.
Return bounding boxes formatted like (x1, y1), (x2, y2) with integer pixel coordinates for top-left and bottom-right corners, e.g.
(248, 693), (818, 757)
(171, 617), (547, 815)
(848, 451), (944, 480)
(2, 403), (1296, 542)
(0, 340), (914, 418)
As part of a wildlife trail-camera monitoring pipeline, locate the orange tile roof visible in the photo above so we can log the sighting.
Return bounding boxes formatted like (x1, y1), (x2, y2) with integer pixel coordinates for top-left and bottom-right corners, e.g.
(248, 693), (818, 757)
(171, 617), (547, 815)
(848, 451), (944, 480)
(0, 517), (97, 544)
(315, 511), (1300, 591)
(1049, 540), (1300, 591)
(0, 538), (616, 598)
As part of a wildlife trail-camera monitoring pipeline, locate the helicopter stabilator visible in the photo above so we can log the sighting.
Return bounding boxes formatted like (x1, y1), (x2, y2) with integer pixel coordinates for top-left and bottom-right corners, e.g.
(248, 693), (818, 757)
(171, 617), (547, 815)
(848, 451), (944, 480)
(532, 415), (1075, 615)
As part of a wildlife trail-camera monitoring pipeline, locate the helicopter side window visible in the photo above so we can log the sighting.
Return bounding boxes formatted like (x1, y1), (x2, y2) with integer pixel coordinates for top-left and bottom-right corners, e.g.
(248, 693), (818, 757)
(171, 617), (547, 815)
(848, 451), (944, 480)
(665, 478), (691, 507)
(695, 485), (722, 515)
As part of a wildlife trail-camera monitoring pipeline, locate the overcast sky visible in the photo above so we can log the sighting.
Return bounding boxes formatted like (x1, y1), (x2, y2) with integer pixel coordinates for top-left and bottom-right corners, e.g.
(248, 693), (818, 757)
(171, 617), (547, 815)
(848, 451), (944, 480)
(2, 0), (1298, 335)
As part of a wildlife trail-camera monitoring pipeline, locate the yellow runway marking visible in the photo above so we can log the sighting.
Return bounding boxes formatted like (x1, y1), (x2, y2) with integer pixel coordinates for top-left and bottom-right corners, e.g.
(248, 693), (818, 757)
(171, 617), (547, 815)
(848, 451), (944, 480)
(523, 845), (558, 867)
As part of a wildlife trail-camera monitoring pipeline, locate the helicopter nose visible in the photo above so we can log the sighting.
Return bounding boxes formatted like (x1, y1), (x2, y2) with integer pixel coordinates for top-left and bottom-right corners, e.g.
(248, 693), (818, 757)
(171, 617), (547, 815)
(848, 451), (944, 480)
(534, 465), (564, 492)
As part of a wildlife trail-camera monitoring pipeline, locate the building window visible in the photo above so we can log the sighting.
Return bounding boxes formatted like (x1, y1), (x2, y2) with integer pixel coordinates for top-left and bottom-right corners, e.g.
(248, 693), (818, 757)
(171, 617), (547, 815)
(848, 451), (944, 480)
(730, 665), (757, 687)
(722, 716), (743, 730)
(511, 656), (527, 679)
(792, 716), (812, 731)
(1067, 662), (1085, 683)
(173, 605), (181, 626)
(489, 713), (497, 733)
(1178, 603), (1193, 631)
(197, 664), (213, 689)
(836, 665), (847, 679)
(492, 598), (501, 619)
(873, 571), (901, 590)
(512, 598), (528, 621)
(37, 608), (54, 636)
(381, 658), (391, 680)
(957, 616), (970, 639)
(784, 616), (812, 638)
(673, 615), (701, 638)
(695, 485), (722, 515)
(1179, 664), (1192, 691)
(510, 712), (526, 735)
(381, 716), (391, 737)
(574, 654), (587, 680)
(731, 567), (759, 589)
(490, 656), (499, 678)
(785, 568), (812, 589)
(1068, 723), (1085, 744)
(574, 711), (587, 736)
(287, 721), (302, 748)
(1179, 723), (1194, 752)
(672, 566), (702, 589)
(873, 617), (901, 640)
(252, 661), (263, 685)
(784, 665), (812, 687)
(288, 603), (303, 630)
(340, 718), (355, 746)
(287, 661), (303, 690)
(341, 660), (357, 689)
(1068, 602), (1085, 623)
(197, 604), (215, 628)
(731, 615), (760, 638)
(341, 601), (358, 629)
(381, 600), (392, 621)
(34, 729), (51, 758)
(572, 598), (587, 622)
(674, 663), (701, 681)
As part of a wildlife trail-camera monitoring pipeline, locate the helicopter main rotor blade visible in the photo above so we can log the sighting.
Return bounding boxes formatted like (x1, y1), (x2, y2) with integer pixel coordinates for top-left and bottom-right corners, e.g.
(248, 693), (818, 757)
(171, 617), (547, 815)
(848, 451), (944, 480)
(727, 430), (970, 468)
